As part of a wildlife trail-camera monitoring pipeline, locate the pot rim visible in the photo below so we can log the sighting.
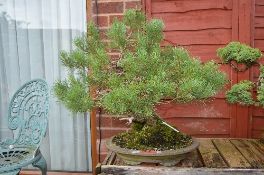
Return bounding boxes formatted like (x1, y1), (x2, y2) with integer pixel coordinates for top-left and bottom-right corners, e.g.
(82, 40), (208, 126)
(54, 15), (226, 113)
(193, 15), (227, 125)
(105, 136), (199, 157)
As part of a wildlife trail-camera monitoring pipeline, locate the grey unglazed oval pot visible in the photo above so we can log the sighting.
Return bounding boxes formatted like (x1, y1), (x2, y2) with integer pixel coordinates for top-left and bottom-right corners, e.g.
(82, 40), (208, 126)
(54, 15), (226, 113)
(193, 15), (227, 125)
(105, 137), (199, 166)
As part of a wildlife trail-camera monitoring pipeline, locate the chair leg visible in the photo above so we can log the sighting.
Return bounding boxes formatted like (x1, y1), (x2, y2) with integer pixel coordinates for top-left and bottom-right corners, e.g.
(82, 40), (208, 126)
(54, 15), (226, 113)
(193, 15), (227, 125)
(32, 152), (47, 175)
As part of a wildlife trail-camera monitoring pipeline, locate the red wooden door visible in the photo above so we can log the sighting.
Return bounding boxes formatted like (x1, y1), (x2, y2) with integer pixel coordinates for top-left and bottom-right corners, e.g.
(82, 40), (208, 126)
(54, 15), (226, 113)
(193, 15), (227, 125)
(145, 0), (257, 138)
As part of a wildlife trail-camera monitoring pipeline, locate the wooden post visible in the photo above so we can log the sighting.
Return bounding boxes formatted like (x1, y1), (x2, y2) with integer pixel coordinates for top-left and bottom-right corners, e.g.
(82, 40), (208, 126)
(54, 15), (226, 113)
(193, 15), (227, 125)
(145, 0), (151, 20)
(248, 0), (255, 140)
(235, 0), (254, 138)
(86, 0), (92, 21)
(230, 0), (239, 138)
(86, 0), (98, 174)
(90, 108), (98, 175)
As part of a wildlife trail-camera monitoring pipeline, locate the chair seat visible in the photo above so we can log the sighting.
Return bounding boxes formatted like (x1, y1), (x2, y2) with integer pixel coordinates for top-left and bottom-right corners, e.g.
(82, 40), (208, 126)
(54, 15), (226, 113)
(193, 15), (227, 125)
(1, 79), (49, 175)
(0, 147), (37, 173)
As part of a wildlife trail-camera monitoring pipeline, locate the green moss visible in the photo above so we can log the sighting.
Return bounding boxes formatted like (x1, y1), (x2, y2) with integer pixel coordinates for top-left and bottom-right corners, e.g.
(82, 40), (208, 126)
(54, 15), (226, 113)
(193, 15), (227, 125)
(113, 119), (192, 151)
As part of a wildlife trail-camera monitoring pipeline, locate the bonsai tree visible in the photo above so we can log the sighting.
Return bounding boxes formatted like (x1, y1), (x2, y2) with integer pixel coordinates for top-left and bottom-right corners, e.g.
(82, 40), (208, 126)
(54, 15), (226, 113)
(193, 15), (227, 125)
(54, 10), (227, 151)
(218, 42), (264, 140)
(217, 42), (263, 106)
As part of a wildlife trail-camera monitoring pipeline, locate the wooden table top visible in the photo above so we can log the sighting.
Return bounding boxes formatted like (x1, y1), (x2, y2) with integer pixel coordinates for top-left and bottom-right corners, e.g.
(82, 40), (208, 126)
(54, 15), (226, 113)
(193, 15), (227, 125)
(97, 138), (264, 175)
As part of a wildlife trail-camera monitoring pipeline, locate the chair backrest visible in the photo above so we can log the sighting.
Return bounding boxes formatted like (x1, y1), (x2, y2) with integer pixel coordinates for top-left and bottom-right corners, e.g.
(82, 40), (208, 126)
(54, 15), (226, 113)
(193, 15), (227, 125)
(8, 79), (49, 147)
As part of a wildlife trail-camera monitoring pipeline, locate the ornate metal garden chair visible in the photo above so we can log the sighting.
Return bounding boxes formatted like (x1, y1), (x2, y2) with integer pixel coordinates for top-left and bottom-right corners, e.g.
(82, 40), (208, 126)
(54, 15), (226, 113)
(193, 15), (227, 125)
(0, 79), (49, 175)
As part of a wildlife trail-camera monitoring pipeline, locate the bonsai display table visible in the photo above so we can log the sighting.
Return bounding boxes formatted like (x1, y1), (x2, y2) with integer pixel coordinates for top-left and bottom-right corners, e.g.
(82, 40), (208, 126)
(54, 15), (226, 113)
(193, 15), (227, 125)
(96, 138), (264, 175)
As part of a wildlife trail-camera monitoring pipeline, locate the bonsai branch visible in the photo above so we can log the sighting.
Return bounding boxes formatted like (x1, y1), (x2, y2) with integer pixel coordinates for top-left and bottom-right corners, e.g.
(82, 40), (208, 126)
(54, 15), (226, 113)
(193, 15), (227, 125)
(119, 116), (134, 125)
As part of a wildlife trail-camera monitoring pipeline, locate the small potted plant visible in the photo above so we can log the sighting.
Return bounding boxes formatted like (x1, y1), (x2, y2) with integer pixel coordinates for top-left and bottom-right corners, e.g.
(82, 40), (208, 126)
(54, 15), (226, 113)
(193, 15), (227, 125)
(54, 9), (227, 166)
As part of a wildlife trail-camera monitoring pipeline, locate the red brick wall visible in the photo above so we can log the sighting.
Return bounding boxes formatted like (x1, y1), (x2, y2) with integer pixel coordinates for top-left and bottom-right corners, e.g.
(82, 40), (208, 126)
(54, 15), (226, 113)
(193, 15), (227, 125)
(92, 0), (141, 29)
(91, 0), (142, 162)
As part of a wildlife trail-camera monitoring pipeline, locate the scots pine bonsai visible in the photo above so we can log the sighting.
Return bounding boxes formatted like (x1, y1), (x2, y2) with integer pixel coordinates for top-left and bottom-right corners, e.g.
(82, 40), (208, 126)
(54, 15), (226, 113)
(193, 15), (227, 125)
(218, 42), (263, 106)
(54, 10), (227, 150)
(219, 42), (264, 141)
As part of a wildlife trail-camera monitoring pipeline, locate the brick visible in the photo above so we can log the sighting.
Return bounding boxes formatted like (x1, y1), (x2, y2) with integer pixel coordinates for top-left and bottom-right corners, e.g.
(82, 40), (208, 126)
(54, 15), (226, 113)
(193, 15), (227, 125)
(99, 28), (108, 40)
(97, 127), (128, 139)
(93, 2), (124, 14)
(102, 40), (110, 46)
(112, 118), (130, 128)
(109, 15), (123, 24)
(125, 1), (141, 10)
(93, 16), (109, 27)
(108, 53), (121, 60)
(97, 114), (129, 128)
(97, 139), (109, 153)
(96, 115), (112, 127)
(93, 0), (123, 1)
(100, 153), (107, 163)
(100, 113), (128, 118)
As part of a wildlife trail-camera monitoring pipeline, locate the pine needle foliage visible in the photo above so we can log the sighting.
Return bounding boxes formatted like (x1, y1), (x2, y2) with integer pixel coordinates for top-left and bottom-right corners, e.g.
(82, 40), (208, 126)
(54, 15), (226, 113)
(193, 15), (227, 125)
(217, 42), (262, 66)
(226, 80), (255, 105)
(225, 67), (264, 107)
(257, 66), (264, 106)
(54, 9), (227, 121)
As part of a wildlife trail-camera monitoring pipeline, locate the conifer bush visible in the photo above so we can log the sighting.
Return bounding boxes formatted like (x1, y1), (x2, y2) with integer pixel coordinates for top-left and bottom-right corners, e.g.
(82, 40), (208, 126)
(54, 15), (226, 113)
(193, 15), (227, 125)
(54, 9), (227, 150)
(218, 42), (264, 107)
